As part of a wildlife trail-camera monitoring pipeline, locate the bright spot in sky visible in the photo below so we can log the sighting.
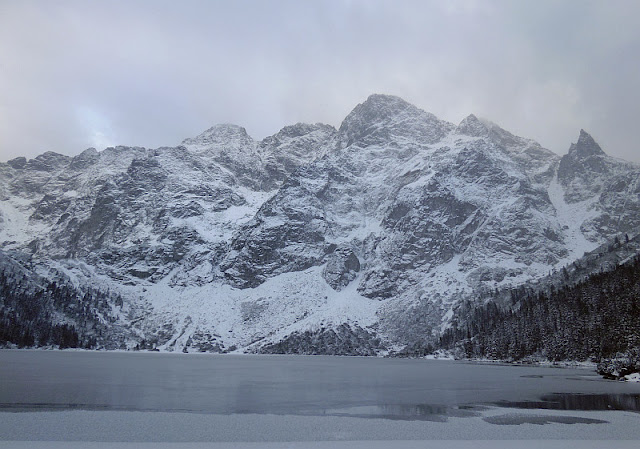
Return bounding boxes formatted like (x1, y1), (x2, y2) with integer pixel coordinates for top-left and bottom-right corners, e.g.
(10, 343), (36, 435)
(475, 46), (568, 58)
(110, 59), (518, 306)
(76, 106), (115, 150)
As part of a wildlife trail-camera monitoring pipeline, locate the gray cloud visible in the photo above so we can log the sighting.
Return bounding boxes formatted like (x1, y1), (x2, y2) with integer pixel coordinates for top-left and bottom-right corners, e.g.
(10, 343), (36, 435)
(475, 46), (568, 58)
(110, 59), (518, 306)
(1, 0), (639, 162)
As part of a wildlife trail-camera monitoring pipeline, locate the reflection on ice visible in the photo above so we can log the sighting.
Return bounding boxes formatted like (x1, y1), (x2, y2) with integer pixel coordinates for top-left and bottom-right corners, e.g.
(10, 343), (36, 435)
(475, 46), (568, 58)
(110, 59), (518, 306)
(323, 404), (485, 421)
(495, 393), (640, 411)
(483, 413), (609, 425)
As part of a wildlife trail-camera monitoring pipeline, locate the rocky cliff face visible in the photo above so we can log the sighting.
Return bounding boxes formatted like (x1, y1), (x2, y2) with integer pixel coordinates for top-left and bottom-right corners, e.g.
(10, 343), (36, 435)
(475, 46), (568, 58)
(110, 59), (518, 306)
(556, 129), (640, 241)
(1, 94), (638, 353)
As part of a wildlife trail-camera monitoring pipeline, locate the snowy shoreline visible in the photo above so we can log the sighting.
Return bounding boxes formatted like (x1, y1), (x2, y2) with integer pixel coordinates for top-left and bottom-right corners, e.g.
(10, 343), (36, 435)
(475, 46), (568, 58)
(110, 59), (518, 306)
(1, 408), (640, 444)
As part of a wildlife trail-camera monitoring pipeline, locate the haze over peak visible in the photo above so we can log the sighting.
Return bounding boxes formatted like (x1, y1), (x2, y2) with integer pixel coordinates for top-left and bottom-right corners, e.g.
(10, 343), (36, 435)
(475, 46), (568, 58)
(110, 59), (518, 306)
(456, 114), (488, 137)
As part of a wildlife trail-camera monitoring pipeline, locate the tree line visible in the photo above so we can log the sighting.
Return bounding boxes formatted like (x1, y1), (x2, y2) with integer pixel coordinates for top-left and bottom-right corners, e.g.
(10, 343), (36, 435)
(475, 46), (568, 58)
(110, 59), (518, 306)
(439, 254), (640, 363)
(0, 268), (122, 349)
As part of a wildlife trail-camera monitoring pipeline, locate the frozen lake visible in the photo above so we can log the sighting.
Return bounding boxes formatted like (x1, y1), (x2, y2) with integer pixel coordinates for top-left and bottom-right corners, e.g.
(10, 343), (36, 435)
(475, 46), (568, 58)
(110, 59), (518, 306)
(1, 350), (639, 415)
(1, 350), (640, 444)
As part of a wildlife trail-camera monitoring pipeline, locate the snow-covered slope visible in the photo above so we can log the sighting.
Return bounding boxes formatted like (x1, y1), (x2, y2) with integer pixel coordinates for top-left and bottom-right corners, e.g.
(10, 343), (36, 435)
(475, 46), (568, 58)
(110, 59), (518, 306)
(1, 94), (638, 353)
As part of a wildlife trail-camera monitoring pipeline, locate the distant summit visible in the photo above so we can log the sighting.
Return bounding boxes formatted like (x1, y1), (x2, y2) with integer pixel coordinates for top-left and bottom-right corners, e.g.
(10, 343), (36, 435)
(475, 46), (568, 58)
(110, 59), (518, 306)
(181, 123), (254, 154)
(339, 93), (452, 147)
(456, 114), (488, 137)
(569, 129), (607, 158)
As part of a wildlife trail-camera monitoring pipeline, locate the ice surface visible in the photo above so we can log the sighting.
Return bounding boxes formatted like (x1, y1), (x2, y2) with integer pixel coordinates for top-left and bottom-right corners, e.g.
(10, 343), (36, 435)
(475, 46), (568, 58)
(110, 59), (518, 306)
(1, 409), (640, 444)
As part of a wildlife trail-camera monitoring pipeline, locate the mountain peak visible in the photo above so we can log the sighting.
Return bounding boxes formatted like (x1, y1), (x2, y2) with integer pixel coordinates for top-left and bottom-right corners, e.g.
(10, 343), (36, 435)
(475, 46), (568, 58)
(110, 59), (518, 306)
(340, 94), (417, 126)
(274, 122), (336, 139)
(184, 123), (251, 143)
(456, 114), (488, 137)
(181, 124), (254, 153)
(6, 156), (27, 169)
(24, 151), (71, 172)
(338, 94), (451, 146)
(568, 129), (606, 158)
(362, 93), (411, 108)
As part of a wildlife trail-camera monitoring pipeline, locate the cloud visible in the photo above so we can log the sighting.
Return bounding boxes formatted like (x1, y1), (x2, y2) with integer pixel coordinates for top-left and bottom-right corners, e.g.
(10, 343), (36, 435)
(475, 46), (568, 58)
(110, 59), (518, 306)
(0, 0), (639, 162)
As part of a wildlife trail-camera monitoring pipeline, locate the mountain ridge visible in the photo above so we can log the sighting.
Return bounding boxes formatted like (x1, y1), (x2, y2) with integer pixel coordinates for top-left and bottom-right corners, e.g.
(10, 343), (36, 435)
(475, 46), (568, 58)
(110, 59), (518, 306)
(1, 94), (639, 354)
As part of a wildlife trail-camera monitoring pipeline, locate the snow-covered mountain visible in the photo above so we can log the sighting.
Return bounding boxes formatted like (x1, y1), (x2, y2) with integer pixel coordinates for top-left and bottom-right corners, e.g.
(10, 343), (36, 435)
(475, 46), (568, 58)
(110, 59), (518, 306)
(1, 94), (638, 353)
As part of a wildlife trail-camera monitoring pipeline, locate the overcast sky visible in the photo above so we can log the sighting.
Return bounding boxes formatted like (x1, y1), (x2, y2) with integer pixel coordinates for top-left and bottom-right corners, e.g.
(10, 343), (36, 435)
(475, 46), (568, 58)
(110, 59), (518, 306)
(1, 0), (639, 162)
